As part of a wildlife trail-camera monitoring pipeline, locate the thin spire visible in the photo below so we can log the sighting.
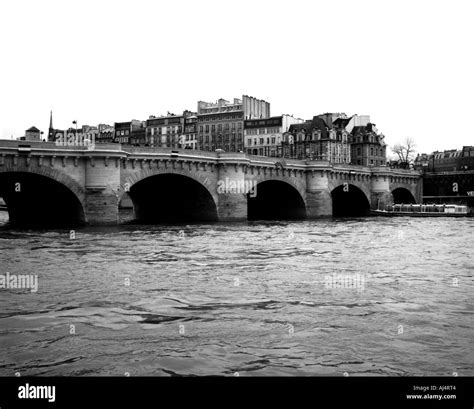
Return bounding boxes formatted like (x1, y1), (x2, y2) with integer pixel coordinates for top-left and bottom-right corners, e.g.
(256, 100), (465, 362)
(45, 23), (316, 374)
(49, 110), (53, 130)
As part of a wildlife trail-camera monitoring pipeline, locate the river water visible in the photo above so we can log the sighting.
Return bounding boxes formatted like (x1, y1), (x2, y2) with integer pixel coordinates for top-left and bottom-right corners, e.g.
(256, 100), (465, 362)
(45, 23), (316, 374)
(0, 211), (473, 376)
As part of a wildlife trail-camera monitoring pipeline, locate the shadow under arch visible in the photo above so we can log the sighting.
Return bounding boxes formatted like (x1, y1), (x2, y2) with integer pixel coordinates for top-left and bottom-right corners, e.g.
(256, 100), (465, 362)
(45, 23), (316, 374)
(392, 187), (416, 204)
(247, 180), (307, 220)
(331, 184), (370, 217)
(0, 172), (85, 226)
(128, 173), (218, 223)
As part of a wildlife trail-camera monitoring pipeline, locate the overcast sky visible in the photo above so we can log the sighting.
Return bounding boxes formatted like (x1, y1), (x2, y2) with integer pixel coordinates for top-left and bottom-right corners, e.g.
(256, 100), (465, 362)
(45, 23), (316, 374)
(0, 0), (472, 154)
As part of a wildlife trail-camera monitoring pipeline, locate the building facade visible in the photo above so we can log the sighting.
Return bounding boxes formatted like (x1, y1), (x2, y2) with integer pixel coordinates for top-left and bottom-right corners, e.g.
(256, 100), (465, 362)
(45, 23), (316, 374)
(146, 113), (185, 148)
(22, 126), (42, 141)
(196, 95), (270, 152)
(182, 114), (198, 149)
(415, 146), (474, 172)
(96, 124), (114, 143)
(244, 115), (304, 156)
(281, 113), (351, 163)
(349, 120), (387, 166)
(114, 120), (144, 144)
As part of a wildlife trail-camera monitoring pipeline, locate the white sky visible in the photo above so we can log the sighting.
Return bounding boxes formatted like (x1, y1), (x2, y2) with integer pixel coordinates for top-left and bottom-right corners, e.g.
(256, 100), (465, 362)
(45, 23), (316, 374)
(0, 0), (472, 154)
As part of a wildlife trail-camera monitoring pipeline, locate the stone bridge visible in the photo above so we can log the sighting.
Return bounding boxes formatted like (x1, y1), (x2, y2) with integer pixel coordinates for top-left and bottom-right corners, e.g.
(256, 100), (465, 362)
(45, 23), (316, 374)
(0, 141), (422, 225)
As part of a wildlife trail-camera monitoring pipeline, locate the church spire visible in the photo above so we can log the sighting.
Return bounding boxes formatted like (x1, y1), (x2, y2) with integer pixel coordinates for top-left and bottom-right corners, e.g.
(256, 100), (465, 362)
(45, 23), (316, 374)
(48, 110), (54, 141)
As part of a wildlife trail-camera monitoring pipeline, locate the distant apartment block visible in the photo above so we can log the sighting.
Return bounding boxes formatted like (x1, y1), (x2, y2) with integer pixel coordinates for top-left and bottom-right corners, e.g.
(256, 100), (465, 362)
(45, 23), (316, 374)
(282, 113), (351, 163)
(244, 115), (304, 157)
(415, 146), (474, 172)
(196, 95), (270, 152)
(281, 113), (386, 166)
(114, 120), (145, 144)
(145, 111), (196, 149)
(18, 126), (43, 142)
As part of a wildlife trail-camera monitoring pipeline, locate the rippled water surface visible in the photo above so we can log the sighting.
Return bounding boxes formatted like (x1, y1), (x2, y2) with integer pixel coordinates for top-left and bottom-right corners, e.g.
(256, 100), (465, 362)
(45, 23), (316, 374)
(0, 213), (473, 376)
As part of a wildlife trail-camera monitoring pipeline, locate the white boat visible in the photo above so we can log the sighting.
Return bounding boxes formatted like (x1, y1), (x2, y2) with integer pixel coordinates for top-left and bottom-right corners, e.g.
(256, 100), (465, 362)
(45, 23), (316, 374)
(371, 203), (470, 217)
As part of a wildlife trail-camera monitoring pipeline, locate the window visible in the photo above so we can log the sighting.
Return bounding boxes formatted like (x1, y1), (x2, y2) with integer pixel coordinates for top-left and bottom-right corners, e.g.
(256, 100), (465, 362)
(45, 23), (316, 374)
(199, 126), (203, 132)
(271, 137), (275, 144)
(205, 125), (209, 133)
(260, 138), (264, 144)
(357, 148), (361, 155)
(370, 148), (374, 155)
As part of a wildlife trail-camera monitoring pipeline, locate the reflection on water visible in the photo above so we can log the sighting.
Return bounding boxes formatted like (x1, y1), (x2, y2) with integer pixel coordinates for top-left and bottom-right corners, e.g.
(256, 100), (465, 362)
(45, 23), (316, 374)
(0, 215), (473, 376)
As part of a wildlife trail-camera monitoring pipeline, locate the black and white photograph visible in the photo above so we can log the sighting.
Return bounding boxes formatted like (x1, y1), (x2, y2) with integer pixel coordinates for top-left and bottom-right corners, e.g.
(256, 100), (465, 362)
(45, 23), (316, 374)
(0, 0), (473, 408)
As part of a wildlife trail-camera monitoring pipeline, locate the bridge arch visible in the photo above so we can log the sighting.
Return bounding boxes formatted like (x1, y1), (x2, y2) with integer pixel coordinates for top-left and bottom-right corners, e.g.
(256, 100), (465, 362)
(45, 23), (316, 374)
(330, 183), (371, 217)
(247, 178), (307, 220)
(120, 168), (218, 223)
(0, 166), (86, 225)
(392, 187), (416, 204)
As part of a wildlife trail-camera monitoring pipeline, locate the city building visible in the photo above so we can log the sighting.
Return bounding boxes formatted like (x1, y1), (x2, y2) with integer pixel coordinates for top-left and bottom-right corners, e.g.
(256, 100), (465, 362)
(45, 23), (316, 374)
(114, 120), (143, 144)
(244, 115), (304, 156)
(182, 113), (198, 149)
(281, 113), (351, 163)
(145, 112), (193, 148)
(415, 146), (474, 172)
(80, 125), (99, 144)
(96, 124), (115, 143)
(196, 95), (270, 152)
(129, 124), (147, 146)
(19, 126), (43, 141)
(349, 117), (387, 166)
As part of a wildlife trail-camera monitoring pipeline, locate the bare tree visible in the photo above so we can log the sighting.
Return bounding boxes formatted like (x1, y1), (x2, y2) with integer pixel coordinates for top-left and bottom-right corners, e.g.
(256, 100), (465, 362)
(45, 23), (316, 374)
(391, 137), (416, 169)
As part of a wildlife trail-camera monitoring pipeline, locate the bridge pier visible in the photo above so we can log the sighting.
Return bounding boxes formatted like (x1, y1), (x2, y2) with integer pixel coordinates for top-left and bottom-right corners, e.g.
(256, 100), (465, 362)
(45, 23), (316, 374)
(370, 191), (393, 210)
(83, 157), (120, 224)
(84, 190), (119, 224)
(371, 171), (394, 210)
(216, 164), (248, 221)
(306, 170), (332, 217)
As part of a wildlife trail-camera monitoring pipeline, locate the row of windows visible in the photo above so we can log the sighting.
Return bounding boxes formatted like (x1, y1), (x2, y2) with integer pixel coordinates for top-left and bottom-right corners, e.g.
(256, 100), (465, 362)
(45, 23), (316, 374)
(198, 123), (243, 132)
(351, 135), (379, 143)
(245, 127), (280, 135)
(355, 147), (385, 156)
(149, 126), (182, 135)
(198, 114), (243, 122)
(198, 135), (243, 143)
(247, 137), (278, 146)
(199, 106), (243, 115)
